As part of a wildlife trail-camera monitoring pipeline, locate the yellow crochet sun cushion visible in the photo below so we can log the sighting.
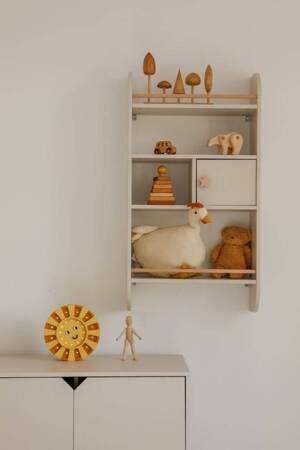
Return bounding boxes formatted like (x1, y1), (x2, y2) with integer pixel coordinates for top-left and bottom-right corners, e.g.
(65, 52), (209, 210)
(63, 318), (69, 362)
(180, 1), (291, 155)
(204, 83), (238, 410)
(44, 304), (100, 361)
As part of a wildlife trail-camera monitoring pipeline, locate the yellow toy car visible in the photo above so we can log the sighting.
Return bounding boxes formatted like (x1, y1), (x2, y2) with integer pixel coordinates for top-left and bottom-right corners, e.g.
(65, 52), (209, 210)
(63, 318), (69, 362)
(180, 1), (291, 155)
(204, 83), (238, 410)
(154, 141), (177, 155)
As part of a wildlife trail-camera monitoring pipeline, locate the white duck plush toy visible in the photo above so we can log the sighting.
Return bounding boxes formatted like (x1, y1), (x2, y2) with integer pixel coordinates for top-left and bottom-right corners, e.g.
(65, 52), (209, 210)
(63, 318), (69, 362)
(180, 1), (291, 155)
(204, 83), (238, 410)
(132, 202), (212, 277)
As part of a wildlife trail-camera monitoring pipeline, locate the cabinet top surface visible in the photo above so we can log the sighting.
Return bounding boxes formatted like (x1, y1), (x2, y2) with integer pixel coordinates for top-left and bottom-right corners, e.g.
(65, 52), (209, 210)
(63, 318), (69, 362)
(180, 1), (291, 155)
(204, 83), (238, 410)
(0, 354), (188, 377)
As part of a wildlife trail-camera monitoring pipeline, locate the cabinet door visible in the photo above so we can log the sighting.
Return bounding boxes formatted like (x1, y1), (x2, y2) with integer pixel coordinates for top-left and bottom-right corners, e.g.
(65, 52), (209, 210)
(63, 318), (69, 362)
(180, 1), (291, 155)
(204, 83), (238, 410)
(0, 378), (73, 450)
(197, 160), (256, 206)
(74, 377), (185, 450)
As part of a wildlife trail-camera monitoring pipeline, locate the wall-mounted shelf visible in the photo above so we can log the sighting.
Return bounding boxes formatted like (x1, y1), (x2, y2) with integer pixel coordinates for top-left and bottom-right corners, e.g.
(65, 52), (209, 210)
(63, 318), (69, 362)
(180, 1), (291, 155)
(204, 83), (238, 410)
(128, 73), (261, 312)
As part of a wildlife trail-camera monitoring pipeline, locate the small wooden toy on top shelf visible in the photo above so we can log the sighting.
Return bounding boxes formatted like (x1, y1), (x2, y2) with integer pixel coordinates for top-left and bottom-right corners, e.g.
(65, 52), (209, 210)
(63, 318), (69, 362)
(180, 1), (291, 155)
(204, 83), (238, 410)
(143, 52), (156, 103)
(173, 69), (185, 103)
(136, 53), (256, 105)
(157, 80), (172, 102)
(204, 64), (213, 103)
(148, 165), (176, 205)
(185, 73), (201, 103)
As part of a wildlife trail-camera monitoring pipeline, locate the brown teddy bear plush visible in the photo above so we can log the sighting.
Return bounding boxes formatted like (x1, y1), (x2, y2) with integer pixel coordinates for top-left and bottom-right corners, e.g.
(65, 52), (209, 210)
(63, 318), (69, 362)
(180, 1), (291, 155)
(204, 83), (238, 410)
(210, 226), (252, 279)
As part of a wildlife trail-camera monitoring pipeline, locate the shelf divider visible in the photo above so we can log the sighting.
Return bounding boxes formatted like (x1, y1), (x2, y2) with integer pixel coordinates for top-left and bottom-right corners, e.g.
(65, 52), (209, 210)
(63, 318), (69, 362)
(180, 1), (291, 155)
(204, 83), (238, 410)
(132, 154), (257, 162)
(132, 204), (256, 211)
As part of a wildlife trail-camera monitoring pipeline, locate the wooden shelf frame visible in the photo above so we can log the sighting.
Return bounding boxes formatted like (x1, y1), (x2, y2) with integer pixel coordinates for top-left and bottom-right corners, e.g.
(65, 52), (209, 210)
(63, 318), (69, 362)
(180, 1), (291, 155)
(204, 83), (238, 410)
(128, 72), (261, 312)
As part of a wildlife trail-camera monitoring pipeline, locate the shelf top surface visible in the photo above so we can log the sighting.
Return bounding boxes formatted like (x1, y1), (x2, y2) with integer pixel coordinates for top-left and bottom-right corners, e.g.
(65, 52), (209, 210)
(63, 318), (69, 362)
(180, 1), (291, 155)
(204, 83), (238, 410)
(0, 354), (189, 377)
(132, 103), (258, 116)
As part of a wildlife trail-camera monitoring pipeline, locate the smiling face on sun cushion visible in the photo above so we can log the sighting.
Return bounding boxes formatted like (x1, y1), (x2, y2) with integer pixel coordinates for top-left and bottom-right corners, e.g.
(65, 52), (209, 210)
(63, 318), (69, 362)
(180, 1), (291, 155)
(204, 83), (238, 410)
(44, 304), (100, 361)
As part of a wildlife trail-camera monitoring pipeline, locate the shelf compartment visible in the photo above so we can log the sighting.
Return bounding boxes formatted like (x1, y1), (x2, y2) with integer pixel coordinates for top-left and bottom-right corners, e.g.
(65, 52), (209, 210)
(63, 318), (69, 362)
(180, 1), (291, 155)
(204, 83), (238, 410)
(132, 103), (257, 117)
(132, 210), (254, 270)
(132, 160), (191, 206)
(132, 113), (255, 156)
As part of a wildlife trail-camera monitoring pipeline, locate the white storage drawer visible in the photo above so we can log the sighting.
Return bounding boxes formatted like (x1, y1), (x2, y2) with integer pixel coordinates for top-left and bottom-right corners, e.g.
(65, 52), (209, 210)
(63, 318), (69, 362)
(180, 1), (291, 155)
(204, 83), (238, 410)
(0, 378), (73, 450)
(74, 377), (185, 450)
(196, 159), (256, 206)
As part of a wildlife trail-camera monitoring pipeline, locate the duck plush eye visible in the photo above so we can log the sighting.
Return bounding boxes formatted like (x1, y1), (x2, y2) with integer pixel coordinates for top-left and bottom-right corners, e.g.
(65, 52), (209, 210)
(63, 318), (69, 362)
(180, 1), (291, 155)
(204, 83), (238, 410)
(194, 211), (198, 214)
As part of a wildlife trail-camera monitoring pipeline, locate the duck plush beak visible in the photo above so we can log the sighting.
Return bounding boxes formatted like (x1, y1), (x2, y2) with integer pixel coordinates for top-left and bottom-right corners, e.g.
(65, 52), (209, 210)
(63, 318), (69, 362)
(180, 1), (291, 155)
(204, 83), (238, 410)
(201, 214), (212, 224)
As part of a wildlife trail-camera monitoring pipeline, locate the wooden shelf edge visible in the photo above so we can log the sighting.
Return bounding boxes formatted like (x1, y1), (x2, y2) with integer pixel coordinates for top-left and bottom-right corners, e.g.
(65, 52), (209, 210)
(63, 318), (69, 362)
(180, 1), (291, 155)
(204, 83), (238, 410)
(131, 204), (257, 211)
(131, 278), (256, 285)
(132, 268), (256, 274)
(133, 93), (257, 101)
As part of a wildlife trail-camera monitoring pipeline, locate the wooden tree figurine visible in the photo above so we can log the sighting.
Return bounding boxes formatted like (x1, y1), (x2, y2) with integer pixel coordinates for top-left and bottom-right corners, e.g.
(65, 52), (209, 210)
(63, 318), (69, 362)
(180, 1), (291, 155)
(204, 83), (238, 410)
(204, 65), (213, 104)
(116, 316), (142, 361)
(173, 69), (185, 103)
(157, 80), (172, 103)
(185, 73), (201, 103)
(143, 52), (156, 103)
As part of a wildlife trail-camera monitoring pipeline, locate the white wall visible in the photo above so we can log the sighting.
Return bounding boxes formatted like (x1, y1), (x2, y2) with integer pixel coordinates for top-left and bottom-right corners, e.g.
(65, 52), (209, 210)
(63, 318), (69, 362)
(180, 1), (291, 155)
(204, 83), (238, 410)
(1, 1), (300, 449)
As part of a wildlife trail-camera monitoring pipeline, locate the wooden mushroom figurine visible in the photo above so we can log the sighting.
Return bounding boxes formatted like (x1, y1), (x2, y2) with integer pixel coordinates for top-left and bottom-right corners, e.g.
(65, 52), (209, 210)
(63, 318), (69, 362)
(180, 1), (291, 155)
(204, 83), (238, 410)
(204, 65), (213, 104)
(143, 52), (156, 103)
(185, 73), (201, 103)
(157, 80), (172, 103)
(173, 69), (185, 103)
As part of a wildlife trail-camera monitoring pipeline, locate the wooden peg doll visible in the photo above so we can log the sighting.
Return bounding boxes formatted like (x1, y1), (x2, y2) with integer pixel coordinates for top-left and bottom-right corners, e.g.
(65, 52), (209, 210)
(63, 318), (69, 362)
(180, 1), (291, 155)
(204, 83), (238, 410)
(116, 316), (142, 361)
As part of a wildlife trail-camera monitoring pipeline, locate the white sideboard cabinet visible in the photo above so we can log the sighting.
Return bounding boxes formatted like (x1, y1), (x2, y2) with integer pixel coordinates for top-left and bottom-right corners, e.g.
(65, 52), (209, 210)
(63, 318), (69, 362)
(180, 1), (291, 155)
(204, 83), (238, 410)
(0, 354), (188, 450)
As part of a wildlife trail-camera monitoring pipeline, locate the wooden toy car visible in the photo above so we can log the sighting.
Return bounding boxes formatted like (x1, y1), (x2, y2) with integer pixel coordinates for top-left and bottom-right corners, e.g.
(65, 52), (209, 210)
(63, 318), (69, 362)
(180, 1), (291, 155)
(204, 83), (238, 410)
(154, 141), (177, 154)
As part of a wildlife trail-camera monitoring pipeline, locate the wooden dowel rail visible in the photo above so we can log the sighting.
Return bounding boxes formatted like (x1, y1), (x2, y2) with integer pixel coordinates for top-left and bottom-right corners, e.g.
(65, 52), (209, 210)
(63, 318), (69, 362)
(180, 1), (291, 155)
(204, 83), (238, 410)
(133, 93), (257, 101)
(131, 268), (256, 274)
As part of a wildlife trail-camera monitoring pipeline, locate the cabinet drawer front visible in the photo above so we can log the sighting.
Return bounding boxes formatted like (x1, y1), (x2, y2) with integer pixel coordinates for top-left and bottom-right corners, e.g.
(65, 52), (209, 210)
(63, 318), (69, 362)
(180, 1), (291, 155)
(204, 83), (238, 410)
(74, 376), (185, 450)
(0, 378), (73, 450)
(196, 160), (256, 206)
